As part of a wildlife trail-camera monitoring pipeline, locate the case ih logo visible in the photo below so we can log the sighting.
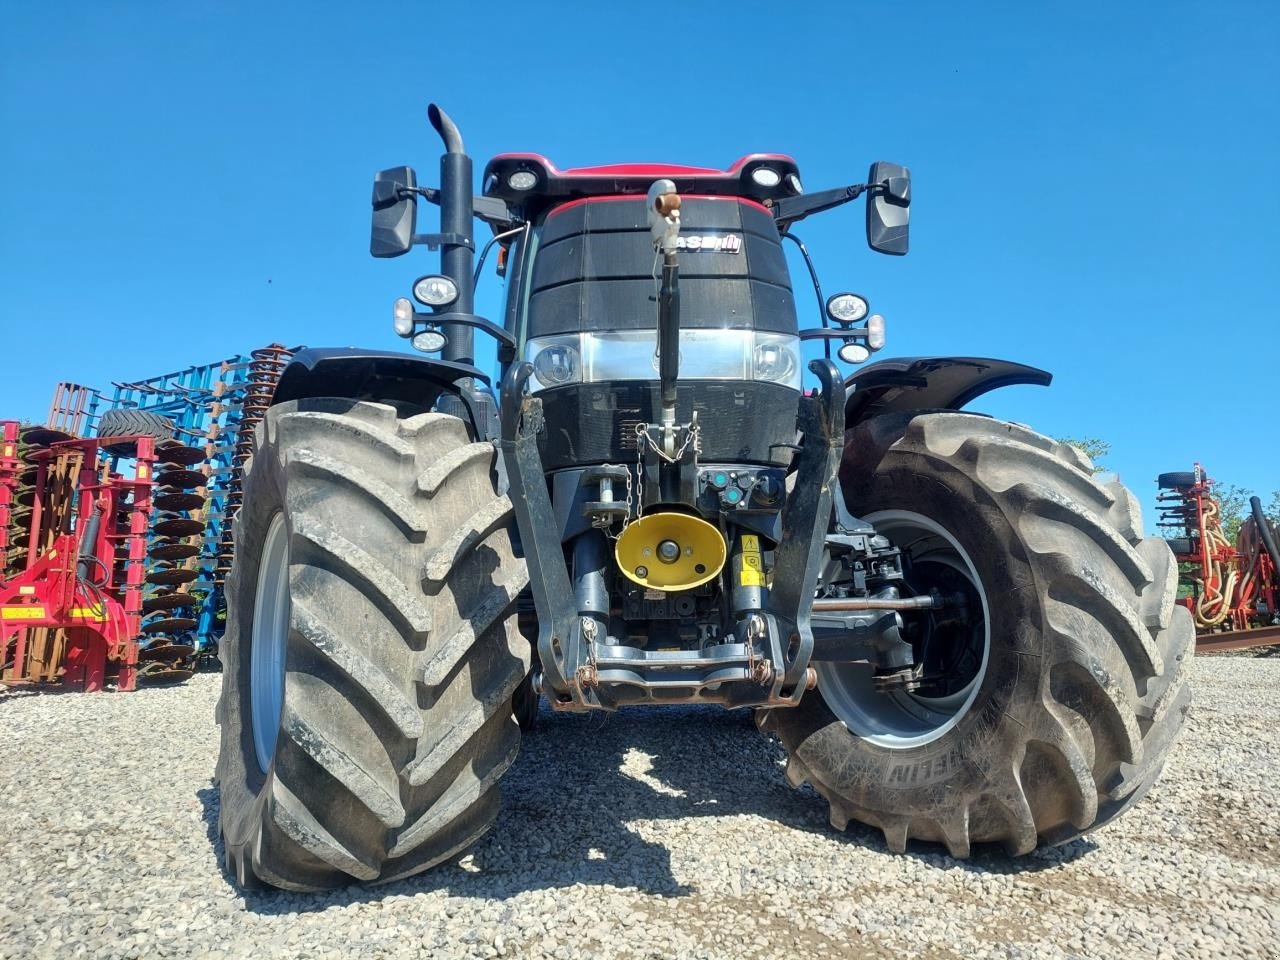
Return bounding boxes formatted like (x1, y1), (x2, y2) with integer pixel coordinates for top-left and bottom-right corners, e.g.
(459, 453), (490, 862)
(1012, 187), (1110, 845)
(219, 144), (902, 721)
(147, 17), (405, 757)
(676, 234), (742, 253)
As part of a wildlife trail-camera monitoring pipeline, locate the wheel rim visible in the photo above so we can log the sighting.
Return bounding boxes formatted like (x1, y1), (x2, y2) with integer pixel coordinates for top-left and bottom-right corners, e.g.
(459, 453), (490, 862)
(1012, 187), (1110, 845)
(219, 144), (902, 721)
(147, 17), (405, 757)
(816, 509), (990, 749)
(250, 512), (290, 773)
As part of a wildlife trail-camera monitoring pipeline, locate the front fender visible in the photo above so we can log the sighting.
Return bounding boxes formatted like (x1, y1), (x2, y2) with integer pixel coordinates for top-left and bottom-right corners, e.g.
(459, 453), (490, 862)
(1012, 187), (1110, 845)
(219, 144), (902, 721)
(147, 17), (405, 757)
(844, 356), (1051, 426)
(272, 347), (491, 435)
(273, 347), (488, 405)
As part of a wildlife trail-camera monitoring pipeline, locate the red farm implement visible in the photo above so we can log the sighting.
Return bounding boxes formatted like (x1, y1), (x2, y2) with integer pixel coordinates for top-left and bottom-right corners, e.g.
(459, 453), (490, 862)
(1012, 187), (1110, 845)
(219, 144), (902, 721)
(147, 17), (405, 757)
(0, 421), (156, 690)
(1157, 464), (1280, 652)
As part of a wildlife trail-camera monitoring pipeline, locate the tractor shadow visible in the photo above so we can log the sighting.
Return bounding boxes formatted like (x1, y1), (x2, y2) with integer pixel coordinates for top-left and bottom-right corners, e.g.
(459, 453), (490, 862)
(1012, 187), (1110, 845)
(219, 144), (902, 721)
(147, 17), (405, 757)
(198, 702), (1096, 915)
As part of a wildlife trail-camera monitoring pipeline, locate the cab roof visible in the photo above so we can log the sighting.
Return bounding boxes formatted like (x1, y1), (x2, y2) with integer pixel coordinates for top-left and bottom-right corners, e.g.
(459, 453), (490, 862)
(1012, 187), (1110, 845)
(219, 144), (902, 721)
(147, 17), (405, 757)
(482, 153), (802, 219)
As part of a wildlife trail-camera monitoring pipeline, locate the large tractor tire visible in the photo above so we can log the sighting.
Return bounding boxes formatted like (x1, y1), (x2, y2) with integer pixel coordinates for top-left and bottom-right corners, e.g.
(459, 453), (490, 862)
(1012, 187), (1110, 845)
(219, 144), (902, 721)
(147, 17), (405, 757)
(761, 412), (1193, 857)
(97, 408), (175, 455)
(215, 398), (530, 890)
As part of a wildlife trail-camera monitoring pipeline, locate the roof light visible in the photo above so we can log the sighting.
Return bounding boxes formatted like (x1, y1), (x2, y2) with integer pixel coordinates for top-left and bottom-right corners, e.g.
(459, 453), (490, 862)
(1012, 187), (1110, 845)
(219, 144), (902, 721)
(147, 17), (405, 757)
(507, 170), (538, 191)
(413, 274), (458, 307)
(393, 297), (415, 337)
(750, 166), (781, 188)
(787, 173), (803, 195)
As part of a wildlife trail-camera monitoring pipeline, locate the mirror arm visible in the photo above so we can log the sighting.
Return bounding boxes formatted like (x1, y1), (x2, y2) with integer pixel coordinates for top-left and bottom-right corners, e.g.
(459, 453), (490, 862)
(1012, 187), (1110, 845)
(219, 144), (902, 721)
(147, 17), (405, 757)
(412, 232), (475, 251)
(402, 187), (522, 232)
(774, 183), (869, 228)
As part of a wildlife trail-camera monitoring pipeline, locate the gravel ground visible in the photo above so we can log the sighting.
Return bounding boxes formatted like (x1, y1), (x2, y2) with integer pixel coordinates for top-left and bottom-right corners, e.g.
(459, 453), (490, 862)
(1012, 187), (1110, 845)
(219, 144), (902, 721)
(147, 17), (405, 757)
(1, 655), (1278, 960)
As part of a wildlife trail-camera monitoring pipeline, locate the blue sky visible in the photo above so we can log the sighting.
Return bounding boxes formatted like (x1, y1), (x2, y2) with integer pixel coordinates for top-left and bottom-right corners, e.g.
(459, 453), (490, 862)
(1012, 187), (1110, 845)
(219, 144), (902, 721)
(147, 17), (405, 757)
(2, 2), (1277, 525)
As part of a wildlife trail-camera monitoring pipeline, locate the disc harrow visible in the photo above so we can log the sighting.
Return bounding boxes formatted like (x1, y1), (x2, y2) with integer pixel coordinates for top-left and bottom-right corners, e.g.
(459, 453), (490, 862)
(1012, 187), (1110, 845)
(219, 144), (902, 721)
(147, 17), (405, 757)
(1158, 463), (1280, 650)
(135, 441), (210, 681)
(217, 344), (292, 587)
(88, 343), (295, 666)
(0, 424), (155, 691)
(4, 343), (299, 687)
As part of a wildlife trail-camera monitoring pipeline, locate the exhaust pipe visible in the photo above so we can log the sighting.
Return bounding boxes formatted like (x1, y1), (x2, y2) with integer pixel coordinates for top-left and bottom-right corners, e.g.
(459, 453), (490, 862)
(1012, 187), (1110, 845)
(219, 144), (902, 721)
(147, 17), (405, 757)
(427, 103), (475, 368)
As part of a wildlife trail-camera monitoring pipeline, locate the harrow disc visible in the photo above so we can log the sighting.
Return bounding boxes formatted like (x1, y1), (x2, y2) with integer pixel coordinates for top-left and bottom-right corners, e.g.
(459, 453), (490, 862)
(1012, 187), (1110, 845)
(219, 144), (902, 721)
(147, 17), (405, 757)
(153, 516), (205, 538)
(145, 567), (199, 586)
(142, 591), (196, 612)
(156, 469), (208, 490)
(154, 491), (207, 512)
(137, 663), (195, 684)
(155, 442), (207, 466)
(21, 427), (73, 447)
(142, 616), (198, 634)
(149, 541), (201, 561)
(139, 642), (197, 662)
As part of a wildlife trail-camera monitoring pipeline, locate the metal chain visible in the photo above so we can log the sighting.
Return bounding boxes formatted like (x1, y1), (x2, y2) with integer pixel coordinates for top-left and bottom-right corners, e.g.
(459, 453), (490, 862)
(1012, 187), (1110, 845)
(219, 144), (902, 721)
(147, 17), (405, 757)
(637, 421), (700, 464)
(631, 429), (646, 529)
(619, 419), (701, 537)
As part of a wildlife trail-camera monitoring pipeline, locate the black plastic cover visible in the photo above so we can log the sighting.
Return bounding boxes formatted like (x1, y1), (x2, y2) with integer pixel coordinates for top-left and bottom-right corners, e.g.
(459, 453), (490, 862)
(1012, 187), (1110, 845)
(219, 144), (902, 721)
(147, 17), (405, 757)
(844, 356), (1052, 424)
(273, 347), (487, 407)
(535, 380), (800, 471)
(527, 197), (797, 338)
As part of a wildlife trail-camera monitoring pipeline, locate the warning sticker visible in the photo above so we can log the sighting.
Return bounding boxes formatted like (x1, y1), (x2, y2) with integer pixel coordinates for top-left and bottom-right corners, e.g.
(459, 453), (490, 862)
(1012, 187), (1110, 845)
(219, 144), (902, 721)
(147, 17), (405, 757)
(2, 606), (47, 621)
(739, 535), (765, 588)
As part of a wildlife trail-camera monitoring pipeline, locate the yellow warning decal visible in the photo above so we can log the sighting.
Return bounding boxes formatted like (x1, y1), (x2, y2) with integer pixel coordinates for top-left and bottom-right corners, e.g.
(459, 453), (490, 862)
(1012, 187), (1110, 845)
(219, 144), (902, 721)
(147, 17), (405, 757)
(70, 608), (107, 622)
(18, 586), (35, 595)
(739, 535), (765, 588)
(2, 606), (47, 620)
(2, 444), (13, 457)
(137, 464), (149, 479)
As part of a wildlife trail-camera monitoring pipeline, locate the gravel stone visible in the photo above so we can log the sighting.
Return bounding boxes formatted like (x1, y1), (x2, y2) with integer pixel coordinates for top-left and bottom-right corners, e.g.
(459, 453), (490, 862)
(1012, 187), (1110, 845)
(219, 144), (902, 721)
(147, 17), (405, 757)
(1, 655), (1277, 959)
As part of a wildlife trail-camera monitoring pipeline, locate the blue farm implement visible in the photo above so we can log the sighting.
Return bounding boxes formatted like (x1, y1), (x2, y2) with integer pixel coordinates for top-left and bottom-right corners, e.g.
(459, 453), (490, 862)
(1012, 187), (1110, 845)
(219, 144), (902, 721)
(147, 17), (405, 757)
(84, 344), (294, 669)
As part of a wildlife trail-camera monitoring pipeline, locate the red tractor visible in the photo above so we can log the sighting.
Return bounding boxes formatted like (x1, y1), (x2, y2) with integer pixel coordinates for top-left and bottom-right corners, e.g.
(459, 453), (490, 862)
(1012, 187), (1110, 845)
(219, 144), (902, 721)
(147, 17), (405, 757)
(213, 105), (1193, 890)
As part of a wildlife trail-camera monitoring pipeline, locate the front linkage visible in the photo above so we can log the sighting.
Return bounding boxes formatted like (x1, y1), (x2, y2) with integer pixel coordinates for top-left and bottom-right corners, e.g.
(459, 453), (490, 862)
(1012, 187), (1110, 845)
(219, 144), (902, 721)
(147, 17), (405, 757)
(501, 355), (921, 716)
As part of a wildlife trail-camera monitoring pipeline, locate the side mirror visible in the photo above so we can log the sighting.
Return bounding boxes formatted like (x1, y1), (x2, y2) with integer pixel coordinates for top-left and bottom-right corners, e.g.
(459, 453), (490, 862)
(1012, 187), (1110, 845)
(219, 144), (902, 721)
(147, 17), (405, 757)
(370, 166), (418, 258)
(866, 161), (910, 256)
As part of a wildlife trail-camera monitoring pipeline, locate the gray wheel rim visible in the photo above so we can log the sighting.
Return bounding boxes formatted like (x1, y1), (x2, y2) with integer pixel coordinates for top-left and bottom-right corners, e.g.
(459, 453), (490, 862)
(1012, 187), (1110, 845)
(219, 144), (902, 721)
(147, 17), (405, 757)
(250, 512), (290, 773)
(816, 509), (991, 749)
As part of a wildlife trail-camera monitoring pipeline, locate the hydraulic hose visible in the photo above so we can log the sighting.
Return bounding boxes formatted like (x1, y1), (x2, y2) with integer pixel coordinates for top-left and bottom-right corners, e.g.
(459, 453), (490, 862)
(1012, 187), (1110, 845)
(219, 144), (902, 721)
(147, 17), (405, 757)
(1192, 497), (1237, 628)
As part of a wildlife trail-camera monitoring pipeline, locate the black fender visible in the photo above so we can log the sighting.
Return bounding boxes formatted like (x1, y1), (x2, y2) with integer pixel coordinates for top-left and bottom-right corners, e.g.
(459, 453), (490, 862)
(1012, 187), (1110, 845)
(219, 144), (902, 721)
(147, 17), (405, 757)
(272, 347), (491, 435)
(844, 356), (1051, 427)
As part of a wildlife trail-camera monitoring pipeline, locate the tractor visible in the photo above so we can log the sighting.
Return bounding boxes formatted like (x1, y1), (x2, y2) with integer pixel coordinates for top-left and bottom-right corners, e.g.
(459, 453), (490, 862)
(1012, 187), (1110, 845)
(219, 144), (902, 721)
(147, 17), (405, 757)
(215, 105), (1193, 890)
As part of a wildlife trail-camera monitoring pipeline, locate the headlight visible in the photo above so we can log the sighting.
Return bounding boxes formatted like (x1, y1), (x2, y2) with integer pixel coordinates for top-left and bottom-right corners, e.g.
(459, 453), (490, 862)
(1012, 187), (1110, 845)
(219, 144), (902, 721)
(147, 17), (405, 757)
(826, 292), (868, 325)
(838, 342), (871, 364)
(752, 336), (799, 385)
(411, 330), (447, 354)
(413, 275), (458, 307)
(531, 338), (581, 388)
(525, 330), (802, 392)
